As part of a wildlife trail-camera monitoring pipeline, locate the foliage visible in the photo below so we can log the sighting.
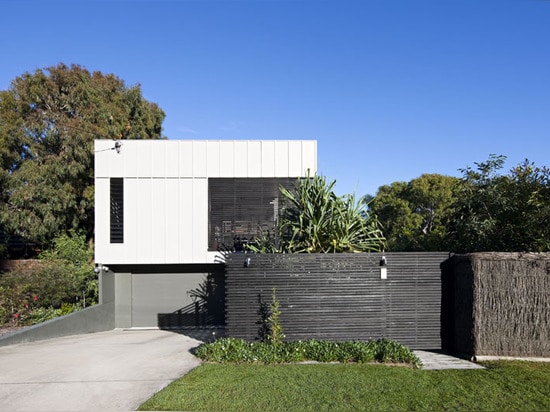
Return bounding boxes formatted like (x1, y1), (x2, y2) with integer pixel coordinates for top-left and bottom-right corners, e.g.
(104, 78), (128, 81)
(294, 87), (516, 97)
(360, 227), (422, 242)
(370, 174), (459, 251)
(39, 229), (93, 264)
(140, 361), (550, 412)
(448, 155), (550, 252)
(194, 337), (420, 366)
(0, 63), (165, 246)
(369, 156), (550, 253)
(257, 288), (285, 345)
(266, 173), (385, 253)
(19, 303), (82, 326)
(0, 231), (97, 326)
(246, 230), (281, 253)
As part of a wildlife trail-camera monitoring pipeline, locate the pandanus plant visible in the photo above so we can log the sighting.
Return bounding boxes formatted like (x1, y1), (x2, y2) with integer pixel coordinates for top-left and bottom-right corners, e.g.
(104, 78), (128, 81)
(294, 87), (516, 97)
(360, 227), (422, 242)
(249, 172), (386, 253)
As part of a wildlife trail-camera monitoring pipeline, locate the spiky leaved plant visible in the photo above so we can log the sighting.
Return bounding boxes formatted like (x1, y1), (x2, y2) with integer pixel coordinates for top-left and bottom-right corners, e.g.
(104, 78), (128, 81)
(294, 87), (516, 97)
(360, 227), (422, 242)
(278, 172), (386, 253)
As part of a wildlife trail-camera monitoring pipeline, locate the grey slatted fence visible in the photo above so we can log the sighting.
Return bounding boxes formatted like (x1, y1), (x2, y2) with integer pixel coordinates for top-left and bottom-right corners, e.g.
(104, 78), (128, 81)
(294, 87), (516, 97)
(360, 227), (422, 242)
(225, 252), (448, 350)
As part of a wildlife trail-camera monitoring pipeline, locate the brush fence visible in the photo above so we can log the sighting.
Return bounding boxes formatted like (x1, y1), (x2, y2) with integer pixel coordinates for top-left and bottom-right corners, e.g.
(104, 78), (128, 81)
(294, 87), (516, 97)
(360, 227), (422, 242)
(442, 252), (550, 358)
(225, 252), (448, 350)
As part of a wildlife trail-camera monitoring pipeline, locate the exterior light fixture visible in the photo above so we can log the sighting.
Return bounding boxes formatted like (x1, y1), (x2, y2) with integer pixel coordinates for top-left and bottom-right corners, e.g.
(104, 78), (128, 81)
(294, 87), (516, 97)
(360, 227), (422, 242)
(94, 264), (109, 273)
(379, 256), (387, 279)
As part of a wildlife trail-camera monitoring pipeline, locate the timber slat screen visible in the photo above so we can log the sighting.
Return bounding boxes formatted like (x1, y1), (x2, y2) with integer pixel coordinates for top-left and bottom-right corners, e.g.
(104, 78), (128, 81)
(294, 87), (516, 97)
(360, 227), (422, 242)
(208, 178), (296, 251)
(225, 252), (449, 350)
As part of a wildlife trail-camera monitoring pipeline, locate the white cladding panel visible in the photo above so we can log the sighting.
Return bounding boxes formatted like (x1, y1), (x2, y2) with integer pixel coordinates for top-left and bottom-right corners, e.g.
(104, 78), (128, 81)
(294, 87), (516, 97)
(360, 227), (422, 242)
(206, 141), (221, 177)
(247, 141), (262, 177)
(219, 141), (235, 176)
(137, 141), (154, 178)
(261, 141), (275, 177)
(179, 179), (194, 262)
(192, 178), (209, 262)
(151, 179), (166, 262)
(165, 141), (180, 177)
(164, 179), (180, 261)
(94, 140), (316, 264)
(234, 141), (248, 176)
(192, 141), (207, 177)
(136, 178), (153, 263)
(274, 141), (290, 176)
(302, 140), (317, 175)
(94, 178), (109, 261)
(288, 140), (303, 176)
(179, 141), (194, 176)
(124, 178), (139, 263)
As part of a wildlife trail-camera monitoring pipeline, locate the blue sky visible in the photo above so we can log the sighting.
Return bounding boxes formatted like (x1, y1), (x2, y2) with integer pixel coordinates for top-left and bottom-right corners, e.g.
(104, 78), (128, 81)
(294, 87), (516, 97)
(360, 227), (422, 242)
(1, 0), (549, 196)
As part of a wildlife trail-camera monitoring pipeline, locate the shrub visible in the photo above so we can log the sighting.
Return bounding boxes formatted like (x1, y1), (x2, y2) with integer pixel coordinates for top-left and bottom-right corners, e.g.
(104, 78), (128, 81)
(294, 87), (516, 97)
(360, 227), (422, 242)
(257, 288), (285, 345)
(0, 231), (97, 327)
(194, 337), (421, 367)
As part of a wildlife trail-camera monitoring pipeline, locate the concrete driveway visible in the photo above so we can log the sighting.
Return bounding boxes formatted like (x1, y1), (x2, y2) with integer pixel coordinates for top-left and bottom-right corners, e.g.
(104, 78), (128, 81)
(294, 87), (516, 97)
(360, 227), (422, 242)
(0, 329), (203, 411)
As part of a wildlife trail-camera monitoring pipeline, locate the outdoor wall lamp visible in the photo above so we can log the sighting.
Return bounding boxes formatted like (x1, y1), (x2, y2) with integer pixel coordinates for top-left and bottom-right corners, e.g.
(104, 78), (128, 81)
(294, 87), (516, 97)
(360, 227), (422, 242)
(244, 257), (251, 268)
(379, 256), (387, 280)
(94, 264), (109, 273)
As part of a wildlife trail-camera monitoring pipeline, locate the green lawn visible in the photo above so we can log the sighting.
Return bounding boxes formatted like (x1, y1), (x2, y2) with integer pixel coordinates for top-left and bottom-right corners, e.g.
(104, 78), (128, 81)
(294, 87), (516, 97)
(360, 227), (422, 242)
(139, 361), (550, 411)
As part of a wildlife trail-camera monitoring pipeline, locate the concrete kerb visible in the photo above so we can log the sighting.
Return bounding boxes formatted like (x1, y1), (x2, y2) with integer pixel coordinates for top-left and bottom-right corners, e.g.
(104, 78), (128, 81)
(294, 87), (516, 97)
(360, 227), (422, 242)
(474, 355), (550, 363)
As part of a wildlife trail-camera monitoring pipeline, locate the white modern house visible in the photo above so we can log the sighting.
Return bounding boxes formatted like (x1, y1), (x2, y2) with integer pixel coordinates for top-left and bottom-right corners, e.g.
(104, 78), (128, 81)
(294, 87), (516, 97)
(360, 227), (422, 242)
(94, 139), (317, 329)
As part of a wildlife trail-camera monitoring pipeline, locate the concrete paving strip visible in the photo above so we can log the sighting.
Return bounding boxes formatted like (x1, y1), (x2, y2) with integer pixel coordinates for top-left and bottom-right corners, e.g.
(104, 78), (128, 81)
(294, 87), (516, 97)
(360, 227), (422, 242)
(414, 350), (485, 370)
(0, 329), (202, 412)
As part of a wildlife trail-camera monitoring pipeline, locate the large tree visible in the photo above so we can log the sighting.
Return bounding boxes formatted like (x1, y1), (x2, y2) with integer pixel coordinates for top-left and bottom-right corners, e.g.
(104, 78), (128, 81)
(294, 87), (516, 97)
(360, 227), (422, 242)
(0, 63), (165, 246)
(448, 155), (550, 252)
(369, 174), (460, 251)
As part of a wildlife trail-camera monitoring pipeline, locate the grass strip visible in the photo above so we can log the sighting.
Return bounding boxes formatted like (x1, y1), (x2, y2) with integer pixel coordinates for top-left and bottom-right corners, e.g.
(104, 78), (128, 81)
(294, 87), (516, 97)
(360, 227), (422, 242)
(139, 360), (550, 411)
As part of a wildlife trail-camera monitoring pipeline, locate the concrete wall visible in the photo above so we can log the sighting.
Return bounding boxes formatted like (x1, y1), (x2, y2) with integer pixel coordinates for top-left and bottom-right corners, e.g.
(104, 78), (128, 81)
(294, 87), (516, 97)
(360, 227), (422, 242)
(94, 140), (317, 265)
(0, 303), (115, 347)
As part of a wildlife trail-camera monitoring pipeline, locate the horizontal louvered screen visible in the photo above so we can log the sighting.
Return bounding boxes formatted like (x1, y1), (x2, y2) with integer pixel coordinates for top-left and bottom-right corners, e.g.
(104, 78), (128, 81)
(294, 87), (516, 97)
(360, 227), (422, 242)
(208, 178), (296, 251)
(110, 178), (124, 243)
(225, 252), (448, 350)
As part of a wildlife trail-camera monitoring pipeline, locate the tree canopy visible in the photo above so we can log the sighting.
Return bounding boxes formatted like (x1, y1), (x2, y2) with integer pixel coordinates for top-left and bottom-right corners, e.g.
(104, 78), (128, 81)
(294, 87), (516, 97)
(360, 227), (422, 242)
(448, 155), (550, 252)
(369, 174), (459, 251)
(0, 63), (165, 248)
(370, 155), (550, 253)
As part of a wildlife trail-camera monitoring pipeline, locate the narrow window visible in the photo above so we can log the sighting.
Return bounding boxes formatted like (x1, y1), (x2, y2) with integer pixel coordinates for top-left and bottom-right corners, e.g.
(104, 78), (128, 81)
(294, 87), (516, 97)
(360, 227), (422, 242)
(110, 178), (124, 243)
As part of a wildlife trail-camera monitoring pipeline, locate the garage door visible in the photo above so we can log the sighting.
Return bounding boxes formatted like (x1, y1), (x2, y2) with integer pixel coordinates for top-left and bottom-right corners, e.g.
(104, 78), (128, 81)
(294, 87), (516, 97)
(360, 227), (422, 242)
(131, 272), (205, 328)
